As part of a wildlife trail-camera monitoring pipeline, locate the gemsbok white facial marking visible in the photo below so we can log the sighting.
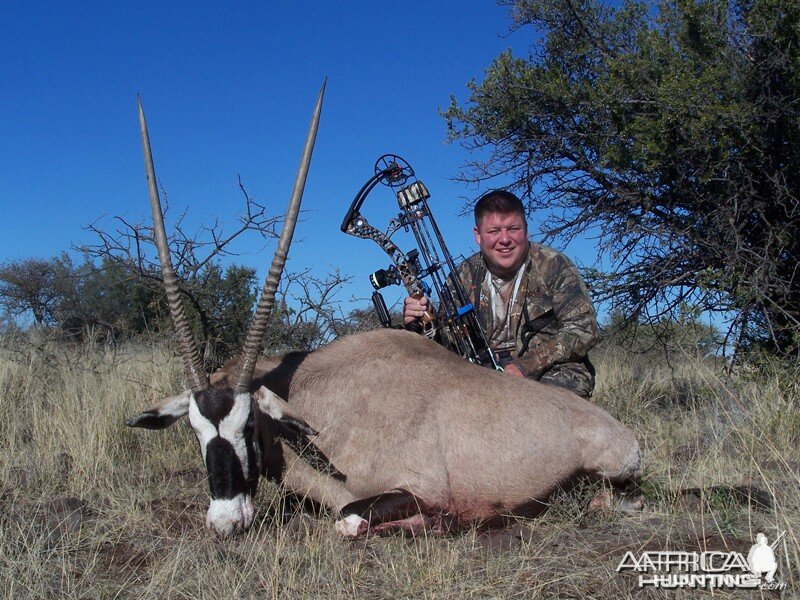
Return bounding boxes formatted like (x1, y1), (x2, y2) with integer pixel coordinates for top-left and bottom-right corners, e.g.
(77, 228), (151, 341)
(220, 393), (252, 472)
(188, 396), (217, 465)
(206, 494), (255, 536)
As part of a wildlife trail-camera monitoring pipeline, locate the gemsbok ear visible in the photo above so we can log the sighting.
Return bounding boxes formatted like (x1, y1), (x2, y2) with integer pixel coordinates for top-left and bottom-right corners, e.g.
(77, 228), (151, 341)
(126, 390), (191, 430)
(253, 386), (318, 437)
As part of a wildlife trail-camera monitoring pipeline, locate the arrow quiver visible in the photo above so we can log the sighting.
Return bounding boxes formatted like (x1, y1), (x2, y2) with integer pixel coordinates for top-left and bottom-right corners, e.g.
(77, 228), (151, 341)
(341, 154), (501, 370)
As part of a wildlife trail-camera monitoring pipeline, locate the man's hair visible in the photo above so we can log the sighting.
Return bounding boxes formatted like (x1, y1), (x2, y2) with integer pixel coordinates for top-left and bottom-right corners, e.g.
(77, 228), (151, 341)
(474, 189), (526, 227)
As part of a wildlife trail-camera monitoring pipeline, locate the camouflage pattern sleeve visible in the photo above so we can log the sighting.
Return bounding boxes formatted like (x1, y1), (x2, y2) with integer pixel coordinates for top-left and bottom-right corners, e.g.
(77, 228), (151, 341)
(510, 249), (601, 379)
(431, 254), (484, 344)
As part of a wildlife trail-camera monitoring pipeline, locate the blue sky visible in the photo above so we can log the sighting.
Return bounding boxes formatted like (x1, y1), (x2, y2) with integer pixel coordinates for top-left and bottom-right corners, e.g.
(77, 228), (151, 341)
(1, 2), (603, 318)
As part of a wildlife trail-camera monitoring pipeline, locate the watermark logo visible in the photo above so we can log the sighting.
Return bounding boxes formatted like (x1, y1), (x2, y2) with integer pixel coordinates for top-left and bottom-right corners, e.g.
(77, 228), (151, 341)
(616, 531), (786, 590)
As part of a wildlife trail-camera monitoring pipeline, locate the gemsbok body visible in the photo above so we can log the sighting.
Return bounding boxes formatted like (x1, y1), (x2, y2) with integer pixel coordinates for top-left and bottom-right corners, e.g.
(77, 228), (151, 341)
(127, 82), (642, 537)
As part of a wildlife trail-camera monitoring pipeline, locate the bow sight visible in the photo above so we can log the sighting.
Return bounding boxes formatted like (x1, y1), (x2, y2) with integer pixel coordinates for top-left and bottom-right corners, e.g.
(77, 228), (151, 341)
(341, 154), (501, 370)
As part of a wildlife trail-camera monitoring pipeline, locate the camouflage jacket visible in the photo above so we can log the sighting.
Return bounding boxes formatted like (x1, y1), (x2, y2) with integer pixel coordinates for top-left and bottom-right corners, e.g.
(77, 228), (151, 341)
(451, 243), (601, 382)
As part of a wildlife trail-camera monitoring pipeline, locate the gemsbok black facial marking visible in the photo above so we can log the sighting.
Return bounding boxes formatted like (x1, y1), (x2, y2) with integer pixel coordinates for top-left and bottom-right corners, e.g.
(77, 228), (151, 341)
(193, 388), (235, 426)
(205, 437), (251, 498)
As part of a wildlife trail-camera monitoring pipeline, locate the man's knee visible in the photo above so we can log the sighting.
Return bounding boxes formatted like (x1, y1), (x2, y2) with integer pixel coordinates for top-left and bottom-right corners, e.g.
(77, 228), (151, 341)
(538, 363), (594, 399)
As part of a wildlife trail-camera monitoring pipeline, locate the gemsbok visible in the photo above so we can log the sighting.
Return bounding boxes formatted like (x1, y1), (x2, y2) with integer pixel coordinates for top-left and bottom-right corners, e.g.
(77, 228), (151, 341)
(127, 81), (643, 537)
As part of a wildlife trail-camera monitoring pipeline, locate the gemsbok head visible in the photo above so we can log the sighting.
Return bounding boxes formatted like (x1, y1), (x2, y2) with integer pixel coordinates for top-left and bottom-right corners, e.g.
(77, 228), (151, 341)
(126, 81), (325, 535)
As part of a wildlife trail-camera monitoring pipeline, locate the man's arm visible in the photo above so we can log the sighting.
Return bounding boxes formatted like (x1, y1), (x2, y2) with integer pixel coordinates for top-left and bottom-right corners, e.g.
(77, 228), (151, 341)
(403, 256), (473, 330)
(510, 252), (601, 379)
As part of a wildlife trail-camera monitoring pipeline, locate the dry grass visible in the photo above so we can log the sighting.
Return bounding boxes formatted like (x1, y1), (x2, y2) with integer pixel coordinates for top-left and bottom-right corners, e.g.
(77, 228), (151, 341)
(0, 333), (797, 599)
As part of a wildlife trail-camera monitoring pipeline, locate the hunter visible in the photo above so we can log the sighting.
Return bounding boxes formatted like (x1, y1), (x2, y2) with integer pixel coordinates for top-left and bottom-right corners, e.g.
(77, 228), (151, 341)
(403, 190), (601, 399)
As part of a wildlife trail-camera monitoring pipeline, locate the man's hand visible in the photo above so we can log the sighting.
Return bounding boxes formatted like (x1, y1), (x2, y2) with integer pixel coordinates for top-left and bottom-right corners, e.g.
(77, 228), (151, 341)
(504, 364), (525, 378)
(403, 295), (430, 325)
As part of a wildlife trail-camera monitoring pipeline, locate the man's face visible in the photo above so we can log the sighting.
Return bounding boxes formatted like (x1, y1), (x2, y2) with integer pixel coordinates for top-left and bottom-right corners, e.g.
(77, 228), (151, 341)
(473, 211), (529, 278)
